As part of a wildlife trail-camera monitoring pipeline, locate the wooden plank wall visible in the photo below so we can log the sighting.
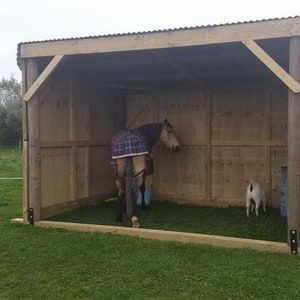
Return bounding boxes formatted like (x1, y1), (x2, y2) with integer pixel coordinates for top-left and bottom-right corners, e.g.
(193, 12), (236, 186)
(38, 70), (120, 218)
(126, 89), (287, 208)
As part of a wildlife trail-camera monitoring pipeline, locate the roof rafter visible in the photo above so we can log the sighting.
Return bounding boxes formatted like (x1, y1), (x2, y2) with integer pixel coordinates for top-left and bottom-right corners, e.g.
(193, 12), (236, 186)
(23, 55), (64, 102)
(242, 40), (300, 93)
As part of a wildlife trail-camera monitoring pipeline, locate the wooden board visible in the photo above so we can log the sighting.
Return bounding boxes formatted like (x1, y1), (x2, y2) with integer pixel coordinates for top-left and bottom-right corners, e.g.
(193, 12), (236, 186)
(11, 218), (294, 255)
(271, 90), (288, 144)
(39, 72), (70, 142)
(19, 17), (300, 58)
(211, 90), (269, 142)
(90, 86), (118, 142)
(40, 148), (71, 209)
(288, 37), (300, 242)
(90, 146), (116, 197)
(211, 146), (267, 206)
(76, 146), (88, 199)
(126, 94), (158, 128)
(126, 89), (288, 208)
(38, 73), (122, 217)
(158, 92), (208, 145)
(154, 145), (206, 200)
(242, 40), (300, 93)
(270, 147), (287, 208)
(24, 55), (64, 102)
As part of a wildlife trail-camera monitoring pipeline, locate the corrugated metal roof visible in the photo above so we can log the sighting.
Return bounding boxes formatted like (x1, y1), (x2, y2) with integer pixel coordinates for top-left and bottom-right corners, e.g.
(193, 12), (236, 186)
(18, 16), (299, 46)
(16, 16), (299, 69)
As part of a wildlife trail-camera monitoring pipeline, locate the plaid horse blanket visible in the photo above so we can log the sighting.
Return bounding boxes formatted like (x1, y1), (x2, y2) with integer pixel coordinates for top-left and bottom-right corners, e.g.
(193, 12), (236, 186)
(111, 129), (149, 159)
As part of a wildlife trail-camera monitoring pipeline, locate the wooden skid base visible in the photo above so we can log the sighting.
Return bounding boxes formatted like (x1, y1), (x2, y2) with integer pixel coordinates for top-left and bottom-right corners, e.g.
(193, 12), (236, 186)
(11, 218), (296, 254)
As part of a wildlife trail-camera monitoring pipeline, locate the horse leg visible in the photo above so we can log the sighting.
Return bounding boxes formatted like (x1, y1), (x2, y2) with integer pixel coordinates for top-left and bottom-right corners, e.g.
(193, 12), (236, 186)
(131, 175), (144, 228)
(114, 158), (126, 223)
(140, 175), (146, 209)
(115, 177), (125, 223)
(130, 155), (146, 228)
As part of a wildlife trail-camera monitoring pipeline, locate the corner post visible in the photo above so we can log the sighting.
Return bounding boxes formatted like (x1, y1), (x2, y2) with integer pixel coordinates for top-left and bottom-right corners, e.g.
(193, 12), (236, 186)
(288, 37), (300, 245)
(26, 58), (42, 221)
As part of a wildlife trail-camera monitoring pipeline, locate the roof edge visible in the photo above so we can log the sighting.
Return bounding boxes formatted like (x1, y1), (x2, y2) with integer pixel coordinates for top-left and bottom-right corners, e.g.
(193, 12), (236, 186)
(17, 16), (300, 62)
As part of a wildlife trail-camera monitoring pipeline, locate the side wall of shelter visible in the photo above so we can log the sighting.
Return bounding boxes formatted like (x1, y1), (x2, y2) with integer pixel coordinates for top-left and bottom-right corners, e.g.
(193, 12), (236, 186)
(126, 88), (288, 208)
(38, 70), (122, 218)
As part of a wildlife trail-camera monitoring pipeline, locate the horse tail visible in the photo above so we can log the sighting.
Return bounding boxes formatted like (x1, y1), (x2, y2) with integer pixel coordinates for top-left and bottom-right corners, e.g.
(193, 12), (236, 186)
(125, 157), (133, 217)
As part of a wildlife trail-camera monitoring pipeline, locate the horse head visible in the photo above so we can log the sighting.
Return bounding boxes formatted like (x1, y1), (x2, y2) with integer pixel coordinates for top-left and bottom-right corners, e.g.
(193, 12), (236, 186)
(160, 119), (180, 153)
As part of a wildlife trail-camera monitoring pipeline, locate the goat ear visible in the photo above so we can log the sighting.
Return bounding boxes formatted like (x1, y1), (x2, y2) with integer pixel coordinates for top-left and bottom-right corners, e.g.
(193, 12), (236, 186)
(164, 118), (168, 125)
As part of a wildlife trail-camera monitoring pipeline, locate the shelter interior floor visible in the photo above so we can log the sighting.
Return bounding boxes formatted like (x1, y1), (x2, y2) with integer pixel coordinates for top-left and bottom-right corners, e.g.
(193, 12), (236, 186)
(48, 199), (287, 242)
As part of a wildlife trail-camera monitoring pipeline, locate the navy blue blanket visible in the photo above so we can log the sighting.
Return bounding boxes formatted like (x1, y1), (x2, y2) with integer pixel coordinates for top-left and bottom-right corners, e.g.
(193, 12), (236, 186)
(111, 129), (148, 159)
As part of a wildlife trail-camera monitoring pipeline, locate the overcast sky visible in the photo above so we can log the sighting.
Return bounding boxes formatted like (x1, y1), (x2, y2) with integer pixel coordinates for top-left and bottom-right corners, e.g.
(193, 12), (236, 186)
(1, 0), (299, 81)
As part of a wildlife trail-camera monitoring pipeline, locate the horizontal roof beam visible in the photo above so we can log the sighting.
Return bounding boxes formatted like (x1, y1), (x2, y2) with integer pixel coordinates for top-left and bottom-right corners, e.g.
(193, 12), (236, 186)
(19, 18), (300, 58)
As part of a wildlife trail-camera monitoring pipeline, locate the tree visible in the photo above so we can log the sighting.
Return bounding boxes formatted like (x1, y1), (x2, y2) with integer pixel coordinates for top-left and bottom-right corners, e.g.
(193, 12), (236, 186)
(0, 76), (22, 145)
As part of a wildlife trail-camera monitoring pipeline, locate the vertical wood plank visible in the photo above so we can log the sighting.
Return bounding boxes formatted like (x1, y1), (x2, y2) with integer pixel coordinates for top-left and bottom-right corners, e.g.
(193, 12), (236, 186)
(115, 91), (126, 131)
(265, 93), (271, 202)
(27, 58), (41, 221)
(288, 37), (300, 243)
(86, 78), (91, 198)
(69, 75), (77, 201)
(205, 91), (212, 205)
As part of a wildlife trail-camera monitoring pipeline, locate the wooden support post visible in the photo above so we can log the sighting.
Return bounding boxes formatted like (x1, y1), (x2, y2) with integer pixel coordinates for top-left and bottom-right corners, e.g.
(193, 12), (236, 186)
(288, 37), (300, 243)
(242, 40), (300, 93)
(27, 58), (42, 221)
(21, 60), (29, 222)
(23, 55), (64, 102)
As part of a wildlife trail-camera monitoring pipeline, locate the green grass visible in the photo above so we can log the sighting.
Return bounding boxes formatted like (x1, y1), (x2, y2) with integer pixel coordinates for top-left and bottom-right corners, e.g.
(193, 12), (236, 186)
(0, 145), (23, 177)
(0, 145), (299, 299)
(51, 200), (287, 242)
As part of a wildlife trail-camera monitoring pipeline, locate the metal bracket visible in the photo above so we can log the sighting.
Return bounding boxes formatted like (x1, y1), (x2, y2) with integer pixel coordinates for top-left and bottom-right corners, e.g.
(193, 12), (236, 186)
(28, 208), (34, 226)
(290, 230), (298, 255)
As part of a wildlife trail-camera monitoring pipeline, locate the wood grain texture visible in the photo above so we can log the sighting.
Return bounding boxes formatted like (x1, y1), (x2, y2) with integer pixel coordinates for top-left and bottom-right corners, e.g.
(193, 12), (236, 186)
(288, 37), (300, 242)
(38, 74), (120, 216)
(24, 55), (64, 101)
(11, 219), (294, 254)
(242, 40), (300, 93)
(19, 17), (300, 58)
(27, 59), (42, 221)
(126, 89), (287, 207)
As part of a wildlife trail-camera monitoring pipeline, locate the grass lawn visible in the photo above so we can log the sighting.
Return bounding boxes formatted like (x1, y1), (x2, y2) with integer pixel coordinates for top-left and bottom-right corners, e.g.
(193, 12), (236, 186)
(0, 145), (23, 178)
(0, 145), (299, 299)
(51, 200), (287, 242)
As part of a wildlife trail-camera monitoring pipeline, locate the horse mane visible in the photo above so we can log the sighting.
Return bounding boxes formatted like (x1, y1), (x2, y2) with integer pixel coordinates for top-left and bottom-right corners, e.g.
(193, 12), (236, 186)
(137, 123), (163, 152)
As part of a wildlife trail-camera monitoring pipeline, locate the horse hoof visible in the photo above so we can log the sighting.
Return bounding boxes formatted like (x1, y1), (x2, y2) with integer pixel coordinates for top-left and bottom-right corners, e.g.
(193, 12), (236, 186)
(131, 216), (140, 228)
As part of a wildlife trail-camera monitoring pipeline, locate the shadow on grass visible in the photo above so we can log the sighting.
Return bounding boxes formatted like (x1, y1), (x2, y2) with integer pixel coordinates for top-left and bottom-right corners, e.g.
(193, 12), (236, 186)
(50, 200), (287, 242)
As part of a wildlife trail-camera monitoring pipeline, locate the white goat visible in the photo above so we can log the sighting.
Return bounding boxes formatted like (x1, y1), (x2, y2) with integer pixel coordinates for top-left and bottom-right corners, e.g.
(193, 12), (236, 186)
(246, 180), (267, 217)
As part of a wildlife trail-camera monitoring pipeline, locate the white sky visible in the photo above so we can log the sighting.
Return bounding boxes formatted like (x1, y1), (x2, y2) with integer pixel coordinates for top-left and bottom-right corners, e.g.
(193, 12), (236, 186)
(0, 0), (299, 81)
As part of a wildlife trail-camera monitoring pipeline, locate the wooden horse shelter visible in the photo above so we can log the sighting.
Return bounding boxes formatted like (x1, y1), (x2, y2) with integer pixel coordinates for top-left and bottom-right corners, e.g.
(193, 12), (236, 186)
(14, 17), (300, 254)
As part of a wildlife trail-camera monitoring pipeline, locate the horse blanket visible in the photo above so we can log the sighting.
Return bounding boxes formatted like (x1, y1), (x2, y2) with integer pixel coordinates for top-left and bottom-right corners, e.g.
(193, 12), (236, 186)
(111, 129), (149, 159)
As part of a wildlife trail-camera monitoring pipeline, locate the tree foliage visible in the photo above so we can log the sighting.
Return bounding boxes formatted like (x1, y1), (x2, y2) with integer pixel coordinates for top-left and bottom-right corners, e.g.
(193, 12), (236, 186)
(0, 76), (22, 145)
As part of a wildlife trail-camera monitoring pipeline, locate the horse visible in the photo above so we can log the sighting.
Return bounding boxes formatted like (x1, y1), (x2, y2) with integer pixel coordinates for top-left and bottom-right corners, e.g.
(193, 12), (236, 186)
(111, 119), (180, 228)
